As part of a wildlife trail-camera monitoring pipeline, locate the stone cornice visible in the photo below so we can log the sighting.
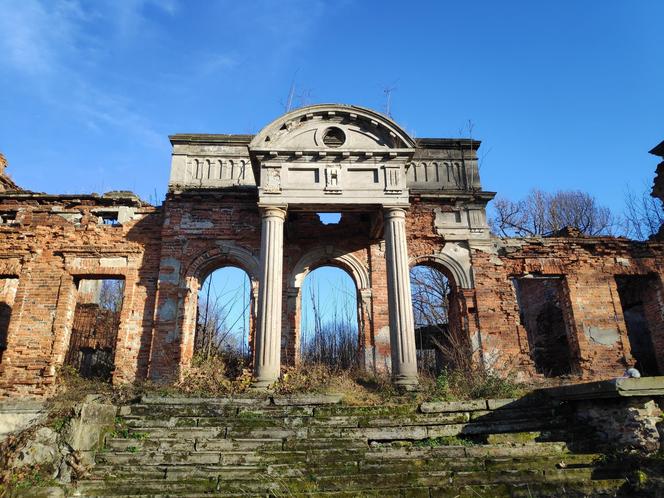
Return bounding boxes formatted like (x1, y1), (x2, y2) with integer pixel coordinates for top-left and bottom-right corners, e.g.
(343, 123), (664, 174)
(415, 138), (481, 150)
(169, 134), (253, 146)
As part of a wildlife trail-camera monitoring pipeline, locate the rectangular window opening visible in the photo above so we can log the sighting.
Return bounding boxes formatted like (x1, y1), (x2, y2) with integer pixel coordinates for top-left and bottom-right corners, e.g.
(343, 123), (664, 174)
(513, 276), (574, 377)
(96, 211), (120, 226)
(317, 213), (342, 225)
(0, 211), (18, 225)
(615, 275), (661, 376)
(0, 277), (19, 364)
(65, 278), (125, 381)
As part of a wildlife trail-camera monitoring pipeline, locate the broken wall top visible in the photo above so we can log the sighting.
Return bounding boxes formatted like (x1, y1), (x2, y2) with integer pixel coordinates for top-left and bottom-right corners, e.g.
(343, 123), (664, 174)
(0, 153), (22, 193)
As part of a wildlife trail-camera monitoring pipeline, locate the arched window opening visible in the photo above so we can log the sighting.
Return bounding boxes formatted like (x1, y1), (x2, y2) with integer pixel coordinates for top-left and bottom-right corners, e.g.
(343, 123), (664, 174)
(196, 266), (252, 367)
(300, 266), (359, 369)
(65, 278), (124, 381)
(410, 264), (469, 375)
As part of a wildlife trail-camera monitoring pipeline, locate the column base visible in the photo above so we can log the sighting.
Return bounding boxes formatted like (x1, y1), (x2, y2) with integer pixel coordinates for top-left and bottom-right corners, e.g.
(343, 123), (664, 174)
(393, 375), (420, 392)
(250, 378), (278, 391)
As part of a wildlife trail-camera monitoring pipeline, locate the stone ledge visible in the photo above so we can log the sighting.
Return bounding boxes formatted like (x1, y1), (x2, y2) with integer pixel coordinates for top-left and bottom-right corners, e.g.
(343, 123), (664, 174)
(541, 376), (664, 400)
(0, 399), (47, 441)
(272, 394), (343, 406)
(419, 400), (487, 413)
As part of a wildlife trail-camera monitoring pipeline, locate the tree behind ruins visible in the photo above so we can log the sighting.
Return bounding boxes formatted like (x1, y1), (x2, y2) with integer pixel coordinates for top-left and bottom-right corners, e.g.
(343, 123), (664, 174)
(490, 189), (618, 237)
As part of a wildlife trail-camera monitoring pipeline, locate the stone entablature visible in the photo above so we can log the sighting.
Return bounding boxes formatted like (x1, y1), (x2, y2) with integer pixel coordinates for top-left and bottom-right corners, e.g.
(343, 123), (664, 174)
(250, 105), (415, 207)
(167, 109), (485, 203)
(168, 135), (255, 190)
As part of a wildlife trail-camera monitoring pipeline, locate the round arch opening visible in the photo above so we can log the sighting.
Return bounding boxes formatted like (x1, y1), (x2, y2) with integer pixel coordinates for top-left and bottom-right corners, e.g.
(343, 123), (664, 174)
(410, 262), (470, 375)
(299, 265), (360, 369)
(195, 266), (253, 365)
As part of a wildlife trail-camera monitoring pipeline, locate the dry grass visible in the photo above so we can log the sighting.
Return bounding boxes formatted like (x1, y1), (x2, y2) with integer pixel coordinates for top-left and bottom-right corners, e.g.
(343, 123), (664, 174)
(48, 353), (532, 407)
(273, 363), (398, 405)
(175, 353), (253, 396)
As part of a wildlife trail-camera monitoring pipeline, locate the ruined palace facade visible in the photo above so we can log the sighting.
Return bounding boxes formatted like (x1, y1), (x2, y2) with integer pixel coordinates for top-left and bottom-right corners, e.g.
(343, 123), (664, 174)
(0, 105), (663, 397)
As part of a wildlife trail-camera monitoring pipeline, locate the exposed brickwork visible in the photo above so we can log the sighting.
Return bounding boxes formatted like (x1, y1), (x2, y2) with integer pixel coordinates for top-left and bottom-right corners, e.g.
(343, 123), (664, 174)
(471, 237), (664, 380)
(1, 134), (663, 397)
(0, 193), (162, 396)
(513, 277), (575, 376)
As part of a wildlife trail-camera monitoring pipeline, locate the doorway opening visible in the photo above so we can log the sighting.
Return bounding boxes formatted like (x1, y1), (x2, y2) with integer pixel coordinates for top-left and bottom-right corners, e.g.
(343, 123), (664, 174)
(513, 276), (574, 377)
(410, 264), (468, 375)
(65, 278), (124, 380)
(0, 277), (19, 364)
(195, 266), (252, 368)
(615, 274), (660, 375)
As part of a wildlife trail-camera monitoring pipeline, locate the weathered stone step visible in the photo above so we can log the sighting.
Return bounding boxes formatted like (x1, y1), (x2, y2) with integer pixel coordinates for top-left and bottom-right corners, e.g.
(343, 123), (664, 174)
(97, 440), (576, 468)
(122, 406), (559, 428)
(72, 466), (625, 497)
(69, 478), (628, 498)
(104, 436), (283, 452)
(138, 396), (271, 407)
(92, 453), (608, 490)
(93, 450), (598, 483)
(122, 426), (226, 439)
(121, 417), (563, 443)
(283, 436), (369, 450)
(428, 478), (628, 498)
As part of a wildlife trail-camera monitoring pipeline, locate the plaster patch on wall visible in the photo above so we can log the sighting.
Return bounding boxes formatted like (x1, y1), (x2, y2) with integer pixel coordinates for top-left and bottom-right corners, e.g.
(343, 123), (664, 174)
(376, 325), (390, 344)
(158, 298), (177, 321)
(489, 255), (504, 266)
(159, 258), (181, 284)
(584, 326), (619, 346)
(374, 325), (391, 370)
(181, 213), (214, 230)
(100, 257), (128, 268)
(54, 212), (83, 224)
(166, 326), (180, 344)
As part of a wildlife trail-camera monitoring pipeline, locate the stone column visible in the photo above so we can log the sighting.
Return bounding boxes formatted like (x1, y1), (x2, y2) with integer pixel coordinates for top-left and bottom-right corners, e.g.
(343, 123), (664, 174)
(383, 207), (419, 389)
(253, 206), (287, 388)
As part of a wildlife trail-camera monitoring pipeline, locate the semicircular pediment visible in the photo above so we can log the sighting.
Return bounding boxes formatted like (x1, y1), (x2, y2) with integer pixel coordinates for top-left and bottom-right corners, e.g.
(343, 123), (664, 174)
(250, 104), (416, 151)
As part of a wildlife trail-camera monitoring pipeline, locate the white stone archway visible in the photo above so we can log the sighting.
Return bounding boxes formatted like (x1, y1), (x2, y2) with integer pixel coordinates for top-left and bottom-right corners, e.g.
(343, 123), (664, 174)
(410, 243), (474, 290)
(289, 246), (370, 291)
(286, 247), (371, 367)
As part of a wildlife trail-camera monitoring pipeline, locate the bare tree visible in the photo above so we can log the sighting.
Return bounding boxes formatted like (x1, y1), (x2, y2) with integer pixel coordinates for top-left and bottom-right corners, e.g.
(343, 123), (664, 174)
(410, 265), (475, 375)
(491, 189), (618, 237)
(623, 184), (664, 240)
(196, 276), (249, 360)
(99, 279), (124, 313)
(411, 266), (450, 328)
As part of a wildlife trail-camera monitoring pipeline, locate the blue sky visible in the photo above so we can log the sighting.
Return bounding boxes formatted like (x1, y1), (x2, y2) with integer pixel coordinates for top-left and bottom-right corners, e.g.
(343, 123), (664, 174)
(1, 0), (662, 208)
(2, 1), (663, 345)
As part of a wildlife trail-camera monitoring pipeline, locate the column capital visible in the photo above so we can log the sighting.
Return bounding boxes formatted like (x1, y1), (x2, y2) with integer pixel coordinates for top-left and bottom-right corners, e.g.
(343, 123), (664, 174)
(383, 206), (407, 219)
(258, 205), (288, 220)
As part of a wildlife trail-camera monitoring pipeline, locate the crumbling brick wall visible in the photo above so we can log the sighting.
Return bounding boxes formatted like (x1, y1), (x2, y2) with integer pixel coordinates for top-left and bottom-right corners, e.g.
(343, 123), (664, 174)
(1, 187), (664, 397)
(147, 191), (264, 382)
(0, 193), (162, 396)
(471, 237), (664, 380)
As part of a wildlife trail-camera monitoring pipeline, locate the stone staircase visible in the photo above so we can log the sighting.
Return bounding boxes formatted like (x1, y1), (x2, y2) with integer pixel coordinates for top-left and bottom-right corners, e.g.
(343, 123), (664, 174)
(68, 395), (638, 497)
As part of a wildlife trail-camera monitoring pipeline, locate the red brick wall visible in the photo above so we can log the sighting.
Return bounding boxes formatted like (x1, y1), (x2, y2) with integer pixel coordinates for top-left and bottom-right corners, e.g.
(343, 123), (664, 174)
(472, 238), (664, 381)
(1, 190), (664, 397)
(0, 196), (162, 396)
